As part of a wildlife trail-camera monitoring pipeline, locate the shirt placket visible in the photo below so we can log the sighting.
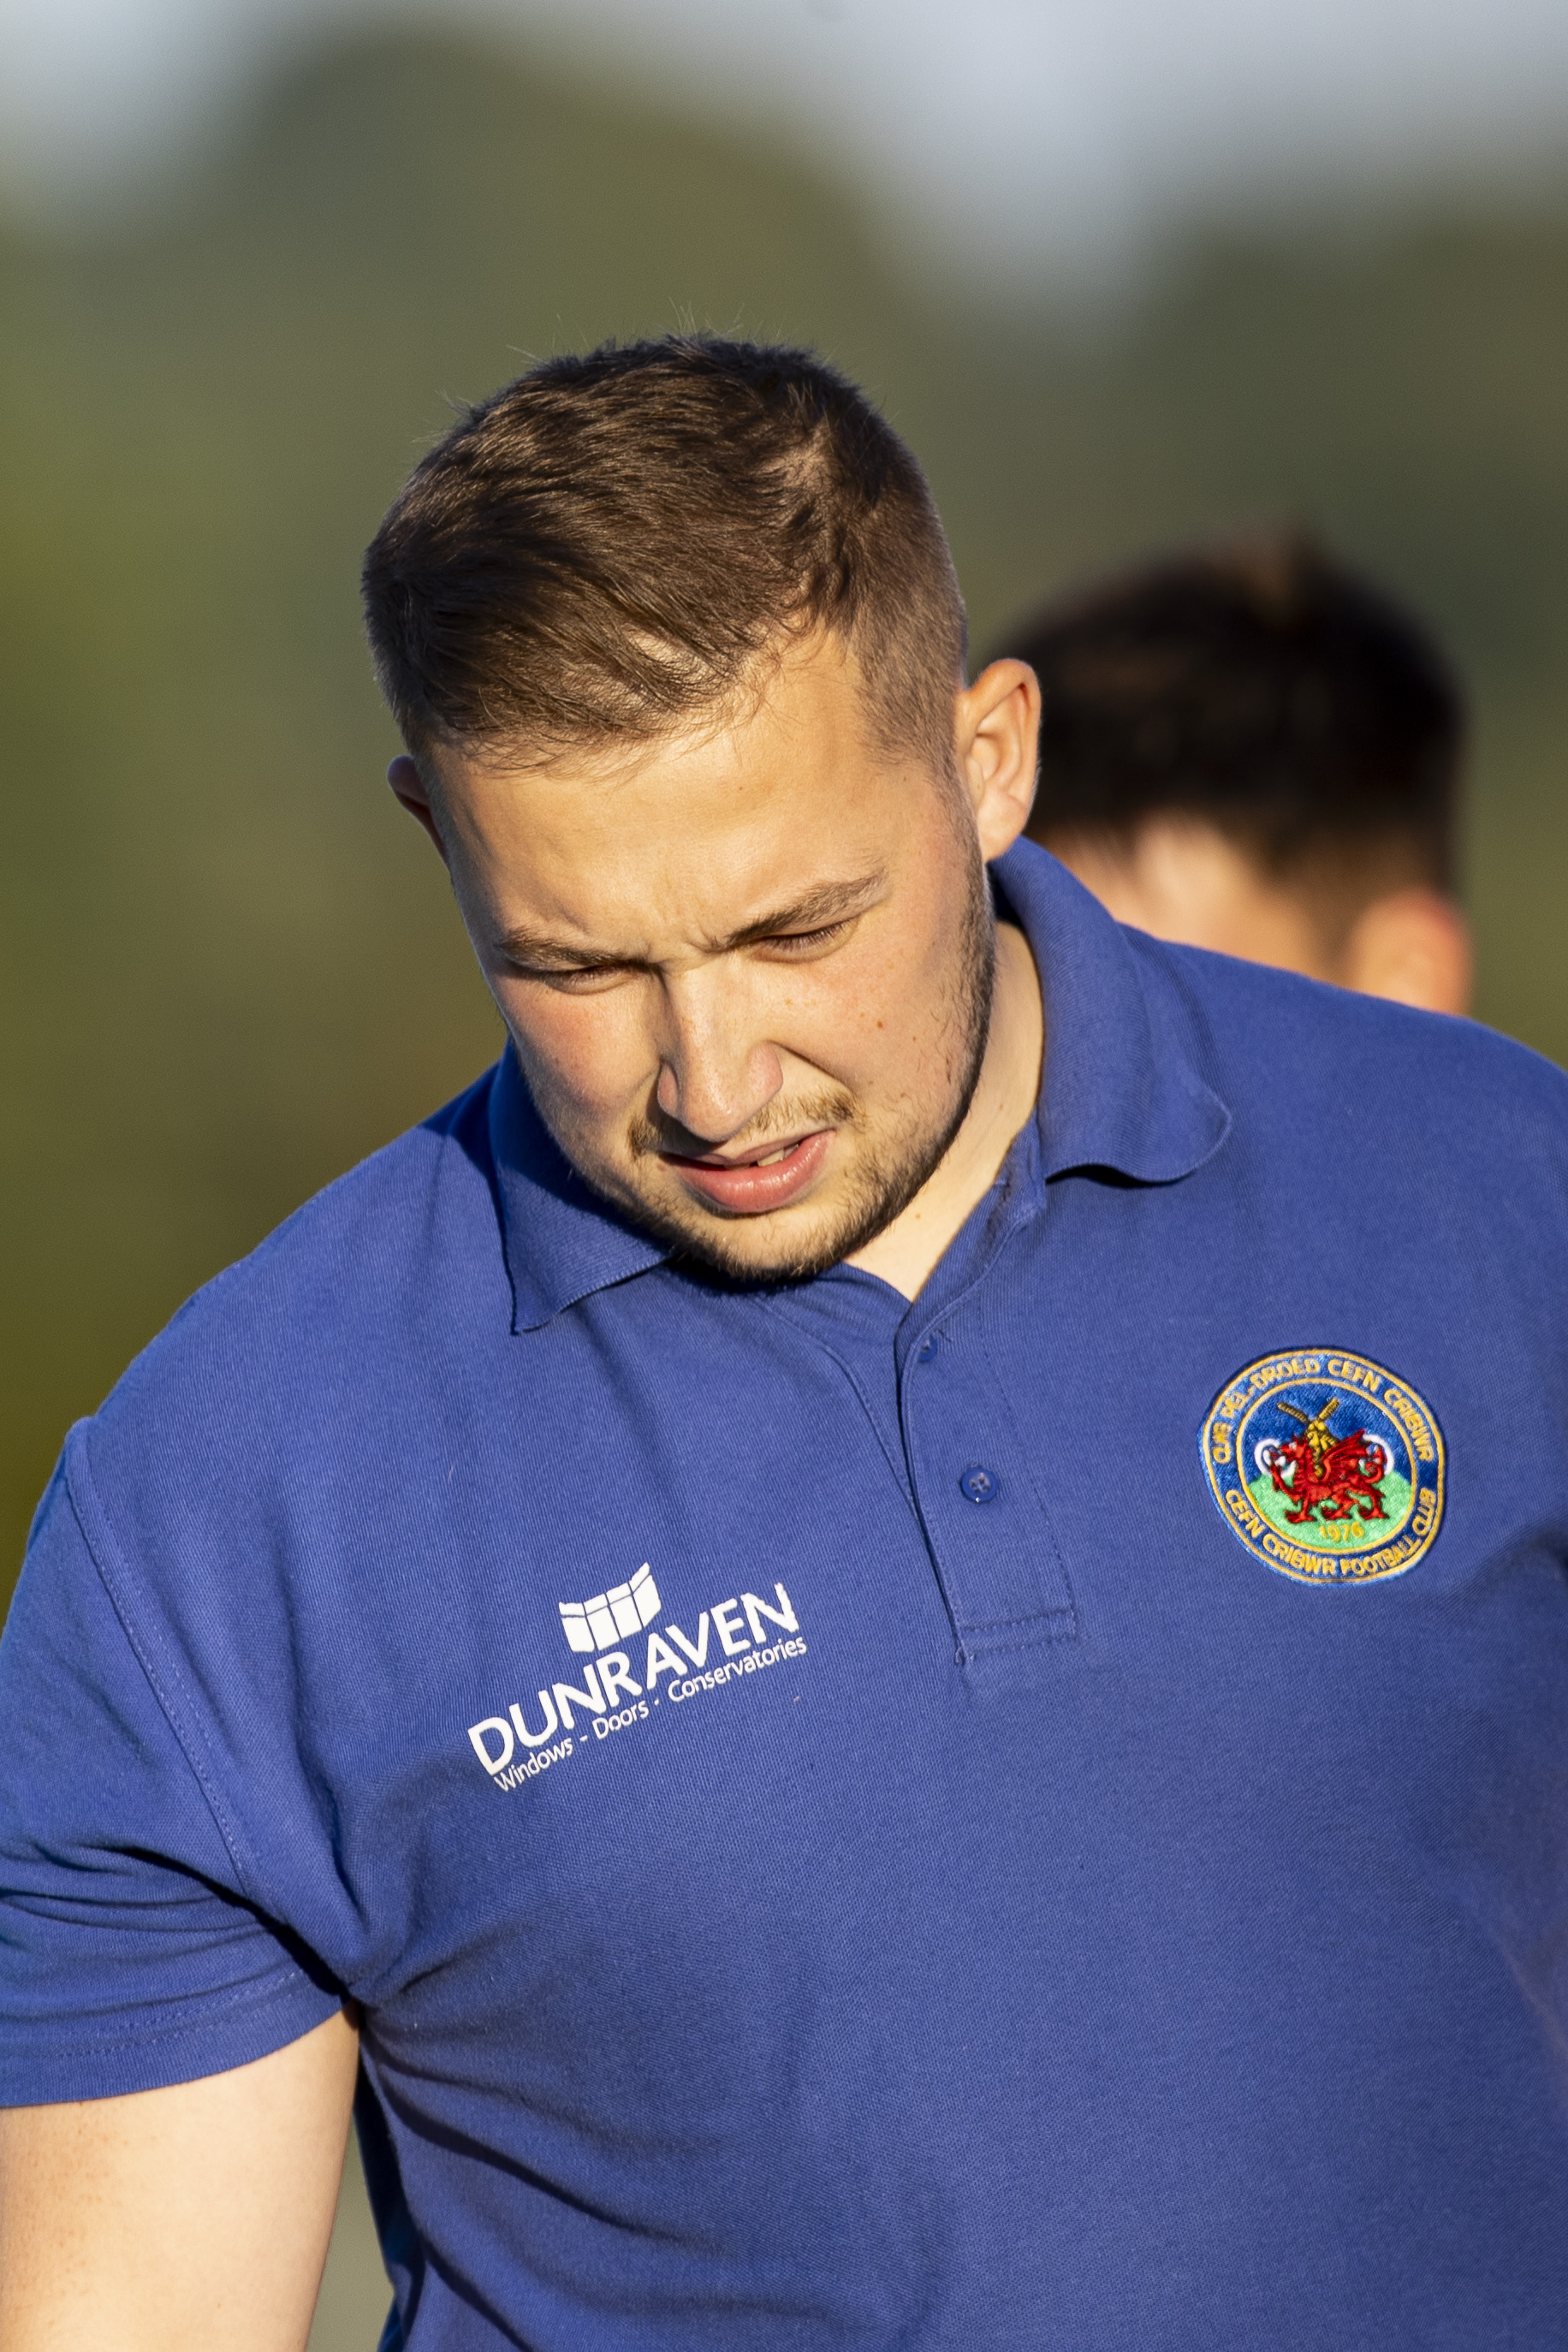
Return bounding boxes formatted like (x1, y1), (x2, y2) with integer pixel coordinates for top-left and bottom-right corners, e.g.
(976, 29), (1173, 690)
(899, 1217), (1078, 1675)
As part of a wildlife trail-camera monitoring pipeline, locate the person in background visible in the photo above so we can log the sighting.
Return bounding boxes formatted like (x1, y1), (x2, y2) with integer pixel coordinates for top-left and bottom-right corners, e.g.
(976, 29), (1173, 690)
(991, 532), (1472, 1011)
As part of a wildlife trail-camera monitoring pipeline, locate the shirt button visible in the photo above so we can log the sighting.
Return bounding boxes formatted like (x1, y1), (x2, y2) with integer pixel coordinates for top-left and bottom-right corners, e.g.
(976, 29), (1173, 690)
(918, 1335), (938, 1362)
(959, 1464), (999, 1505)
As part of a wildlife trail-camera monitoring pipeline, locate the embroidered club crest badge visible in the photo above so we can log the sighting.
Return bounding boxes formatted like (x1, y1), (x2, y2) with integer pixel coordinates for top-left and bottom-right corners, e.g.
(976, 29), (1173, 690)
(1200, 1349), (1445, 1584)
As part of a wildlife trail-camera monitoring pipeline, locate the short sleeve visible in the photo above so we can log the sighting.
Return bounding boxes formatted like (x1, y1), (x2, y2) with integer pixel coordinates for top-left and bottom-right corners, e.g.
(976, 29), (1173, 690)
(0, 1455), (342, 2105)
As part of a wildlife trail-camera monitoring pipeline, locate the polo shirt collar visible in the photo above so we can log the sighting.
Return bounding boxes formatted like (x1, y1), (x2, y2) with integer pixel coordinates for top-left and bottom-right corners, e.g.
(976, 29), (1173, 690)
(992, 840), (1231, 1185)
(488, 1054), (668, 1333)
(488, 839), (1231, 1331)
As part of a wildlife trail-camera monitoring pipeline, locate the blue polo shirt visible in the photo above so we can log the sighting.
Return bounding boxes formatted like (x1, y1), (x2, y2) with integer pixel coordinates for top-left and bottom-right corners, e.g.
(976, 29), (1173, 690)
(5, 841), (1568, 2349)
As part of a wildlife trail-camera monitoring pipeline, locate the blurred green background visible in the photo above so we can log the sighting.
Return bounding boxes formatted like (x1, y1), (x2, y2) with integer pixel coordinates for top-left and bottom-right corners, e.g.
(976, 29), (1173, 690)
(5, 22), (1568, 2343)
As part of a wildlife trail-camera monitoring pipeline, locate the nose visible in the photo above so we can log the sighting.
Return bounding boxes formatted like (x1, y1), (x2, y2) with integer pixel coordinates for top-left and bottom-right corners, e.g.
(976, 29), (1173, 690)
(653, 969), (784, 1145)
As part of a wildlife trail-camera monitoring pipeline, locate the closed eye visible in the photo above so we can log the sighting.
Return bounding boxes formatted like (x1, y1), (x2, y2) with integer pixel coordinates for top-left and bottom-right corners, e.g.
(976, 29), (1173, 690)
(500, 954), (636, 993)
(495, 882), (880, 986)
(757, 918), (858, 958)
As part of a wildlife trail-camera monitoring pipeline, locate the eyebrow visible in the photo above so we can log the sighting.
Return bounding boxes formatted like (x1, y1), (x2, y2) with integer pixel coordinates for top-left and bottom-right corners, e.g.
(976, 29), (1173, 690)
(496, 870), (888, 971)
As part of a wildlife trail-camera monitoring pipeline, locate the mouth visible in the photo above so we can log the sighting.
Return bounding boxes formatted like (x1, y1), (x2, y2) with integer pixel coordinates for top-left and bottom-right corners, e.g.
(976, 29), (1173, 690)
(659, 1126), (834, 1215)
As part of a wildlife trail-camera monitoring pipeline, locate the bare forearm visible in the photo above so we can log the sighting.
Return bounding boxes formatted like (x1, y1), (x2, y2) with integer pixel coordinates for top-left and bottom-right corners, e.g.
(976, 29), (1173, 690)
(0, 2010), (359, 2352)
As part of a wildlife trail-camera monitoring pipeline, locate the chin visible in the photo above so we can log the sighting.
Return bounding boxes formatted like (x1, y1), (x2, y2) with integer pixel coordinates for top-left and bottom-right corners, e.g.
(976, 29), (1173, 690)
(651, 1199), (864, 1287)
(597, 1169), (878, 1287)
(682, 1231), (852, 1286)
(584, 1101), (965, 1286)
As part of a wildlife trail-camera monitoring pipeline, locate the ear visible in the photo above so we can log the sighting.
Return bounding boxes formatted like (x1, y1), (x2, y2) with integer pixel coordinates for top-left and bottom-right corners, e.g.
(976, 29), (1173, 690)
(387, 753), (450, 868)
(953, 661), (1040, 861)
(1339, 888), (1472, 1015)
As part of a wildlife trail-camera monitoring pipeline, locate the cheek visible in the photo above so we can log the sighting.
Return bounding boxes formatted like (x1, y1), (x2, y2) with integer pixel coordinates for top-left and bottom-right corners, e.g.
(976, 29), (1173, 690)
(492, 983), (650, 1128)
(781, 917), (956, 1083)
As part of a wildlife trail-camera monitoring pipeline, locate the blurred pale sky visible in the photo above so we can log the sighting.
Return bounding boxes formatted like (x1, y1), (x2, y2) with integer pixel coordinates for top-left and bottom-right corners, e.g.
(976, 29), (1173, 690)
(3, 0), (1568, 270)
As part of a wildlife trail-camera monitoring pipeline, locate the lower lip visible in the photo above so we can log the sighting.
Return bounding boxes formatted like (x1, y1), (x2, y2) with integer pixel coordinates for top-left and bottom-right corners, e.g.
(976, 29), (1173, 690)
(665, 1128), (834, 1215)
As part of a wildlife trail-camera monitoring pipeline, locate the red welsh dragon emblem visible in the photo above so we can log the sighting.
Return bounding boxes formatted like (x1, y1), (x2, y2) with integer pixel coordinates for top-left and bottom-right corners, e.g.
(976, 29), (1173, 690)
(1262, 1394), (1388, 1526)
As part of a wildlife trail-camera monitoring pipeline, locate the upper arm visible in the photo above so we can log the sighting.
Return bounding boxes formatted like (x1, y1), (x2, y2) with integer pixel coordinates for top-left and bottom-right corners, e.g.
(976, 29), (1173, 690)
(0, 1458), (361, 2343)
(0, 1458), (342, 2109)
(0, 2009), (360, 2352)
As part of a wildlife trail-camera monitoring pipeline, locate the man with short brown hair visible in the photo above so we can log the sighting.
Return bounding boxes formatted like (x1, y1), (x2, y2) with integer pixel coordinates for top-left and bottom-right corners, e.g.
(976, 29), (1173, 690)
(362, 337), (1007, 1287)
(4, 339), (1568, 2352)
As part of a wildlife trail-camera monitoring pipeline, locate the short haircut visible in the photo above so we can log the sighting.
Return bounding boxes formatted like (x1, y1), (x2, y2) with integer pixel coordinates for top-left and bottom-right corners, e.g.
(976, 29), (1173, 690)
(363, 336), (966, 773)
(991, 533), (1464, 894)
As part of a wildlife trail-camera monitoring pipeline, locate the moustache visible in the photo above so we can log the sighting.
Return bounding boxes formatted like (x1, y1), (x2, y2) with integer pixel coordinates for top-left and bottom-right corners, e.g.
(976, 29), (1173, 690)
(627, 1086), (860, 1162)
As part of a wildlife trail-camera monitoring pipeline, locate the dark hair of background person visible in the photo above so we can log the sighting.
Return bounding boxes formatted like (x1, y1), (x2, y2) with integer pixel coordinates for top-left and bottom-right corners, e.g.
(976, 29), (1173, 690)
(363, 335), (967, 774)
(991, 532), (1464, 900)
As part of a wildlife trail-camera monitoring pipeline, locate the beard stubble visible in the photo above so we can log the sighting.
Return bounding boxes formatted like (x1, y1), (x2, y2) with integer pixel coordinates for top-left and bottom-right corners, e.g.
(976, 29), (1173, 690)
(616, 834), (998, 1285)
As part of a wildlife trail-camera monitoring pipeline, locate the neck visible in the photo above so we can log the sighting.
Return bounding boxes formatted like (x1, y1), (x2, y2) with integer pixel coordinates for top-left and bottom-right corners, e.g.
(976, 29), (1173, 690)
(846, 918), (1045, 1301)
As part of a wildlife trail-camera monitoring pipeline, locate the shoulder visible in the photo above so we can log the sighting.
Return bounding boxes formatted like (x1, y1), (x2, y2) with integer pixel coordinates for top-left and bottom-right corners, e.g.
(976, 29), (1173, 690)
(84, 1064), (506, 1472)
(1134, 930), (1568, 1152)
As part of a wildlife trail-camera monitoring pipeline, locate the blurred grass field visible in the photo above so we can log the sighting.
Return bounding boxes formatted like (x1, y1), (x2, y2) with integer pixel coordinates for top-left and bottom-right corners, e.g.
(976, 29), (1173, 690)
(308, 2144), (387, 2352)
(4, 23), (1568, 1601)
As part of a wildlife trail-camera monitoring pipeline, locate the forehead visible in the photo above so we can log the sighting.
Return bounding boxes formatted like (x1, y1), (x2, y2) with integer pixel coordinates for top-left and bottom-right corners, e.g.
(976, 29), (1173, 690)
(436, 636), (950, 930)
